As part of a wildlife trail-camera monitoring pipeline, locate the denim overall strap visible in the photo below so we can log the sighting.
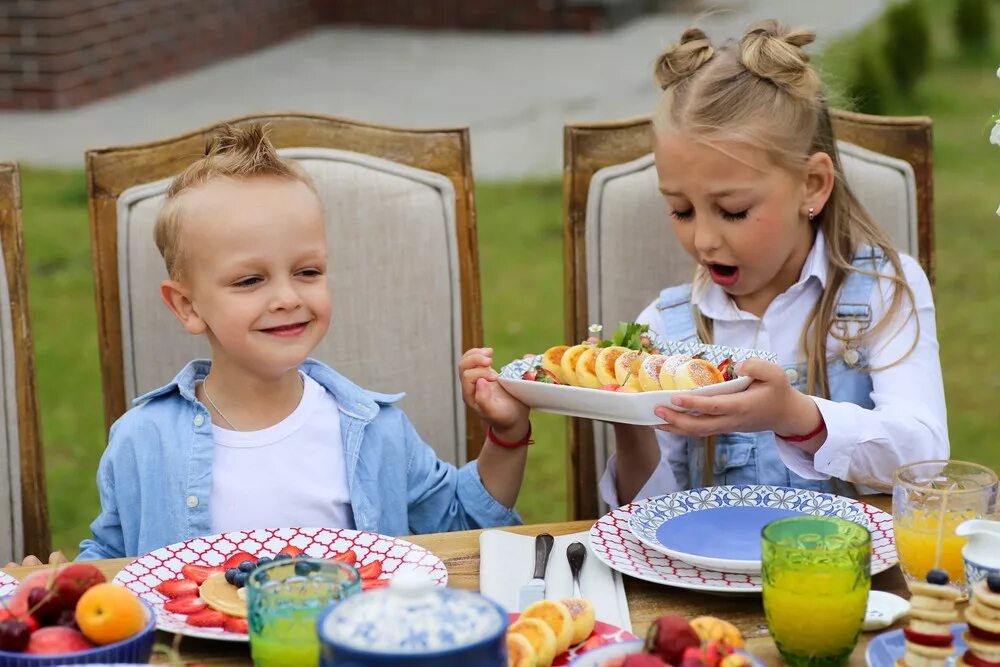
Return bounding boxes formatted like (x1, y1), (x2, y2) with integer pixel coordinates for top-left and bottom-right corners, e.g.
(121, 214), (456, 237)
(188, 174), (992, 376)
(655, 284), (700, 344)
(834, 246), (888, 370)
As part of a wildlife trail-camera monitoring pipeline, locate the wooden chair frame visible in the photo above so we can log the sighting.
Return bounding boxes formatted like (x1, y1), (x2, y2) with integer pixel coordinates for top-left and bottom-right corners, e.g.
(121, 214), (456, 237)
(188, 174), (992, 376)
(563, 110), (934, 519)
(0, 163), (48, 558)
(86, 112), (487, 461)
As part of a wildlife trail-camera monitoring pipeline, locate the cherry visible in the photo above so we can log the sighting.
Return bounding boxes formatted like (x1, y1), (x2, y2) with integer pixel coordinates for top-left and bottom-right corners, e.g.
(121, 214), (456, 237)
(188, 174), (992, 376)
(26, 586), (64, 625)
(0, 619), (30, 652)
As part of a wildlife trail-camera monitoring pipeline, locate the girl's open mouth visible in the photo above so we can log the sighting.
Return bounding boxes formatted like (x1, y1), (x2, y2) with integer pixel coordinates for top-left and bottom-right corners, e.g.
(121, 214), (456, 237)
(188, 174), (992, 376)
(707, 263), (740, 287)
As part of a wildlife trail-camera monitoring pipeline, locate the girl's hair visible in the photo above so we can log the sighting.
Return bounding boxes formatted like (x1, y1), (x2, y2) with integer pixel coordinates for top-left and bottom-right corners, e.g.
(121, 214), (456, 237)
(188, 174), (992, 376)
(154, 122), (315, 279)
(652, 20), (919, 398)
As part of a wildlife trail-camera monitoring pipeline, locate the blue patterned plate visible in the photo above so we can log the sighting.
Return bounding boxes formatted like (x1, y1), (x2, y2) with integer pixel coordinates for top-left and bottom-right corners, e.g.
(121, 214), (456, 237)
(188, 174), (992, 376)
(865, 624), (967, 667)
(628, 485), (884, 575)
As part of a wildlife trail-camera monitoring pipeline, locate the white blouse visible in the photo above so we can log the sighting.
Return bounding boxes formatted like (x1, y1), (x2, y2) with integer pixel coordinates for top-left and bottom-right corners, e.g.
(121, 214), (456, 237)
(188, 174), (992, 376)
(599, 231), (949, 506)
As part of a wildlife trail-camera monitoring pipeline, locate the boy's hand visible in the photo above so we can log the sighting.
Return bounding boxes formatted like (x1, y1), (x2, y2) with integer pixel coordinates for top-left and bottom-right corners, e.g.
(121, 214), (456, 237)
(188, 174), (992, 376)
(458, 348), (530, 434)
(651, 358), (822, 441)
(4, 551), (67, 569)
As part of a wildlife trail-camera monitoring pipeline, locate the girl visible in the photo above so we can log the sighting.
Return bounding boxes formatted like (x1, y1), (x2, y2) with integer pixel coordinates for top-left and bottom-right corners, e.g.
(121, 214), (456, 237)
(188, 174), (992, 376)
(603, 21), (948, 506)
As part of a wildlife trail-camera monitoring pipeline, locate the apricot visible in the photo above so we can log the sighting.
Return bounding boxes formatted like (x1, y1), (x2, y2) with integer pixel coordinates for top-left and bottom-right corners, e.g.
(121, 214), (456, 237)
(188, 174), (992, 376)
(75, 583), (147, 645)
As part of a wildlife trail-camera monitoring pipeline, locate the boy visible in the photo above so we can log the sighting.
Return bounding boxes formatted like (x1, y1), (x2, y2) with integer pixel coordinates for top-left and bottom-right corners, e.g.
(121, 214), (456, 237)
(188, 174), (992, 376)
(74, 124), (530, 560)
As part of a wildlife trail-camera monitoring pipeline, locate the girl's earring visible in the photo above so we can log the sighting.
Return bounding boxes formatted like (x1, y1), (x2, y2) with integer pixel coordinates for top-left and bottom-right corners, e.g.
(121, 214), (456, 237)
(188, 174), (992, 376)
(807, 207), (815, 221)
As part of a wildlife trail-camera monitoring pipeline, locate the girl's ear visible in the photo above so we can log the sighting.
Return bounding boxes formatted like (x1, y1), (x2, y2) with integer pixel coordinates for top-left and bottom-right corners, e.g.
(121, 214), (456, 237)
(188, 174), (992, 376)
(803, 151), (835, 219)
(160, 280), (207, 335)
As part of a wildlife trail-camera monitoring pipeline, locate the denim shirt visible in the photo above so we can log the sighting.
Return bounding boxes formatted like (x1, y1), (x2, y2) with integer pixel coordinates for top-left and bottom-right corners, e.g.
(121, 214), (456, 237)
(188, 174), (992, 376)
(77, 359), (520, 560)
(655, 248), (886, 496)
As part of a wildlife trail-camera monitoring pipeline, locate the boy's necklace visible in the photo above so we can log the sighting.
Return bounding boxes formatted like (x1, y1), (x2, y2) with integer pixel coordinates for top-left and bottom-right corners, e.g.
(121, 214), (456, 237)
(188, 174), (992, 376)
(202, 374), (304, 431)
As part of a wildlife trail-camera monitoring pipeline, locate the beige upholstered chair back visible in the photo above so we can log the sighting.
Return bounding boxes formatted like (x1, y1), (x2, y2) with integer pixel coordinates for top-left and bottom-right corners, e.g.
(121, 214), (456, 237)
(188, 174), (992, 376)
(564, 111), (934, 519)
(0, 163), (47, 563)
(87, 115), (485, 466)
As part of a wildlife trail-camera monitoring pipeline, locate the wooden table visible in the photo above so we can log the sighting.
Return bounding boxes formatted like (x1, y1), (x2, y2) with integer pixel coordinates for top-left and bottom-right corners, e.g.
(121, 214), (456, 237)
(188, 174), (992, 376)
(3, 496), (908, 666)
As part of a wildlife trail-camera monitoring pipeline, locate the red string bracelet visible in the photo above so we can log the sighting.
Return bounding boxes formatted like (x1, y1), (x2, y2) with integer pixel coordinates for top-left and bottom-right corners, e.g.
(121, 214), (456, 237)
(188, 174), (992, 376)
(487, 422), (533, 449)
(776, 416), (827, 443)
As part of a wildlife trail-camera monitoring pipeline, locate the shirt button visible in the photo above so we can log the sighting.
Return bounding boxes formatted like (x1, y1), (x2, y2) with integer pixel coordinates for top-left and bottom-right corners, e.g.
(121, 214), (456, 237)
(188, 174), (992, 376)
(785, 368), (800, 384)
(193, 414), (205, 427)
(186, 495), (199, 508)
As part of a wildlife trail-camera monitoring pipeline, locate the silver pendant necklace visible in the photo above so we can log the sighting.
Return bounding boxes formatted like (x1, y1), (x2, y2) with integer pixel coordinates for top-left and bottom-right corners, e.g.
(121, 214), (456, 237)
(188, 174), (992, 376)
(202, 376), (238, 430)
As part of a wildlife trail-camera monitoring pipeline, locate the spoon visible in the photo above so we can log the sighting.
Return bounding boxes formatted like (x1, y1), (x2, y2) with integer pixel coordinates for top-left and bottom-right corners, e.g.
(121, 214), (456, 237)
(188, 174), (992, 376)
(567, 541), (586, 598)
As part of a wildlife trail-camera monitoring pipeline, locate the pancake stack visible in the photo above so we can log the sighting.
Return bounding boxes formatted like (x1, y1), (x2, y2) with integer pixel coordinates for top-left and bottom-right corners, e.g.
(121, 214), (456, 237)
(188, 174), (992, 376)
(899, 569), (961, 667)
(959, 574), (1000, 667)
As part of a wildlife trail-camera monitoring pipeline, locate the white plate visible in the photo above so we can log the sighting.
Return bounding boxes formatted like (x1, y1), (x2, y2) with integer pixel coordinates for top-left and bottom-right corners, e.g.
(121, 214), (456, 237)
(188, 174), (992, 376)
(627, 485), (873, 575)
(0, 570), (17, 597)
(113, 526), (447, 642)
(589, 488), (897, 594)
(499, 341), (775, 426)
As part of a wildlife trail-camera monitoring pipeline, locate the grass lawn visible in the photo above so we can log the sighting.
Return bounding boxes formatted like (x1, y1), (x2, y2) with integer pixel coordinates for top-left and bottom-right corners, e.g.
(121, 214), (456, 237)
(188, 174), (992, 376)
(18, 0), (1000, 555)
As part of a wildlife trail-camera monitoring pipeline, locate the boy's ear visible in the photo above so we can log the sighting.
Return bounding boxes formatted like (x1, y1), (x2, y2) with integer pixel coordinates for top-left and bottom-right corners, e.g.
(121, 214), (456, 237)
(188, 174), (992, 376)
(160, 280), (207, 335)
(803, 151), (835, 219)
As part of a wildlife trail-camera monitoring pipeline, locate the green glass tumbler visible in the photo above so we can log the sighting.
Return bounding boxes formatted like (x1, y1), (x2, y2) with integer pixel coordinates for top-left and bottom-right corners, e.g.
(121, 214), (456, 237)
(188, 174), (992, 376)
(761, 516), (871, 667)
(247, 558), (361, 667)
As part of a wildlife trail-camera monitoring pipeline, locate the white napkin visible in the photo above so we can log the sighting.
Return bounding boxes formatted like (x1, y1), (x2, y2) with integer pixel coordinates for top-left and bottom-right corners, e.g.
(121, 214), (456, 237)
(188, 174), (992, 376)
(479, 529), (632, 632)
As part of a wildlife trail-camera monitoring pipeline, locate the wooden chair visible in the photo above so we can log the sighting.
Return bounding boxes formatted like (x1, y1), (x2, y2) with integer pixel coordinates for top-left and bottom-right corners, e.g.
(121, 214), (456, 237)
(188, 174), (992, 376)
(0, 163), (48, 562)
(563, 110), (934, 519)
(86, 113), (485, 466)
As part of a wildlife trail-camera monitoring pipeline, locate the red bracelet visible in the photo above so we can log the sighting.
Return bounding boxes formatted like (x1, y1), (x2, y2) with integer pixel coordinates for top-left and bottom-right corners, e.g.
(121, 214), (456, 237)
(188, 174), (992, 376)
(775, 417), (827, 443)
(487, 422), (533, 449)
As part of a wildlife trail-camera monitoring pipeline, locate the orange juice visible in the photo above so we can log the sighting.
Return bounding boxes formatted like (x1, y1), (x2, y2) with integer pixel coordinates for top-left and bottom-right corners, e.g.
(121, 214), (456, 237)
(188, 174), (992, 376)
(895, 508), (975, 585)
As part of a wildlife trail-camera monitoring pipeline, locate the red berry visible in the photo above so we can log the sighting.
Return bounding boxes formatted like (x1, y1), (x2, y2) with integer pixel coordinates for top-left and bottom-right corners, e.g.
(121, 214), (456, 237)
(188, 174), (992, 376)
(222, 551), (257, 570)
(164, 597), (208, 615)
(54, 609), (79, 631)
(0, 619), (30, 652)
(223, 616), (248, 634)
(155, 578), (199, 599)
(332, 550), (357, 566)
(277, 546), (303, 558)
(181, 564), (224, 584)
(26, 586), (64, 625)
(357, 561), (382, 580)
(185, 609), (227, 628)
(361, 578), (390, 592)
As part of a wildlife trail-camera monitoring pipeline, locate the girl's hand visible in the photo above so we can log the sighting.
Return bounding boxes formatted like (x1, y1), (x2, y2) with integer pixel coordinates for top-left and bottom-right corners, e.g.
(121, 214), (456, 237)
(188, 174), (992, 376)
(652, 358), (822, 439)
(4, 551), (67, 569)
(458, 348), (530, 435)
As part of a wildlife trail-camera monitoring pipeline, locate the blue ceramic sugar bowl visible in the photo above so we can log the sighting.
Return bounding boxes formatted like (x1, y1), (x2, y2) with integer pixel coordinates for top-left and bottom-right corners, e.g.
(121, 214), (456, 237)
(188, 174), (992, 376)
(317, 570), (508, 666)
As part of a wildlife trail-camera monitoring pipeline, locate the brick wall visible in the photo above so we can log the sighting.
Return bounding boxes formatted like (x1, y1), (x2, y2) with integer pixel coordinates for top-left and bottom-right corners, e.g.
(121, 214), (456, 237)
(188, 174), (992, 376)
(0, 0), (643, 110)
(0, 0), (322, 110)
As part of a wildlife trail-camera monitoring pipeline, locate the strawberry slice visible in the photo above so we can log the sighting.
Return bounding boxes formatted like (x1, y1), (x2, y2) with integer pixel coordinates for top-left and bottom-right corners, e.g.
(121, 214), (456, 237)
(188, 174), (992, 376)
(223, 616), (249, 634)
(222, 551), (257, 570)
(357, 561), (382, 580)
(331, 550), (357, 566)
(361, 578), (390, 592)
(155, 579), (199, 599)
(277, 545), (303, 558)
(577, 633), (608, 652)
(164, 597), (207, 615)
(181, 564), (224, 584)
(186, 609), (228, 628)
(903, 628), (953, 647)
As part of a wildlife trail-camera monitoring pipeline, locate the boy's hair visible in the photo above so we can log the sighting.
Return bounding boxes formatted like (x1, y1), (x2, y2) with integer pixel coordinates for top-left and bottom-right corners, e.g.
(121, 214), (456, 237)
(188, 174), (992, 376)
(652, 20), (918, 398)
(154, 123), (315, 279)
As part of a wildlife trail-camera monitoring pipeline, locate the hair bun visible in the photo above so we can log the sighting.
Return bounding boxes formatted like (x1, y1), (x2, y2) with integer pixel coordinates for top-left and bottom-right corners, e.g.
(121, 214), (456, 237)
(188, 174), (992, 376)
(739, 20), (819, 99)
(654, 27), (715, 90)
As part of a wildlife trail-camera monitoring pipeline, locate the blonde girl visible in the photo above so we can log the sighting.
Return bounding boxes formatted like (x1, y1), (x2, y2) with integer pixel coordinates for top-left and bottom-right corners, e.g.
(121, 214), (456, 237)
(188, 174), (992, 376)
(604, 21), (948, 505)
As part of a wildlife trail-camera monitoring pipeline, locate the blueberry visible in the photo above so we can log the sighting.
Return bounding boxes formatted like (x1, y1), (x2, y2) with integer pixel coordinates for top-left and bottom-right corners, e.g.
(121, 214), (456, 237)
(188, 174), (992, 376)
(234, 571), (249, 588)
(926, 569), (949, 585)
(225, 567), (240, 585)
(987, 573), (1000, 594)
(294, 561), (318, 577)
(238, 560), (256, 573)
(257, 556), (272, 567)
(274, 553), (292, 561)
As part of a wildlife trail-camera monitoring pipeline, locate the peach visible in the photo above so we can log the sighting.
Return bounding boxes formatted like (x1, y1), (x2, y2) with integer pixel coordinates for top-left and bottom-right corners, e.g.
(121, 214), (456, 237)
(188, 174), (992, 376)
(54, 563), (106, 608)
(25, 626), (93, 654)
(75, 583), (147, 645)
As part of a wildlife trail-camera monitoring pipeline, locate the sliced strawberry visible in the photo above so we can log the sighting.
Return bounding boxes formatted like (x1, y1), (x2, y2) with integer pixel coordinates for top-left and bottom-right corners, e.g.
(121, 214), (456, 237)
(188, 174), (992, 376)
(577, 633), (608, 652)
(357, 561), (382, 580)
(222, 551), (257, 570)
(223, 616), (249, 634)
(181, 564), (224, 584)
(535, 368), (561, 384)
(331, 550), (357, 566)
(164, 597), (207, 615)
(155, 579), (199, 599)
(521, 369), (538, 381)
(361, 578), (390, 592)
(277, 545), (303, 558)
(185, 609), (228, 628)
(903, 627), (953, 647)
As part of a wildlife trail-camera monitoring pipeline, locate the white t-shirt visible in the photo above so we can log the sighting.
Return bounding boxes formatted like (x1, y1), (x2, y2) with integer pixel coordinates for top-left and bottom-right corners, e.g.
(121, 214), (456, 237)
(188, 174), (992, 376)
(208, 373), (354, 533)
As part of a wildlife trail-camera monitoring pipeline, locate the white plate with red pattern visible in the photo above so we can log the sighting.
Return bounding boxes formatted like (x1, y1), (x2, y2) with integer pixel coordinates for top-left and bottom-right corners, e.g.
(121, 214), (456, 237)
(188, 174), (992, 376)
(509, 613), (638, 666)
(0, 570), (17, 597)
(589, 486), (896, 594)
(112, 527), (448, 642)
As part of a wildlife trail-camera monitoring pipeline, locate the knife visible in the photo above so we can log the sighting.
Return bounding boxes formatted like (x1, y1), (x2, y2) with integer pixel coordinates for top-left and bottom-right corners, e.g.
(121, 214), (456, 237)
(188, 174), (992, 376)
(518, 533), (554, 610)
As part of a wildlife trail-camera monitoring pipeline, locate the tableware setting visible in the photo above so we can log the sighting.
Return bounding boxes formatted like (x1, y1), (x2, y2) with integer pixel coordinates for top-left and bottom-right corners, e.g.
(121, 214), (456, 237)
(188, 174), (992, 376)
(957, 518), (1000, 589)
(0, 572), (16, 599)
(112, 526), (447, 641)
(497, 323), (777, 426)
(590, 485), (897, 594)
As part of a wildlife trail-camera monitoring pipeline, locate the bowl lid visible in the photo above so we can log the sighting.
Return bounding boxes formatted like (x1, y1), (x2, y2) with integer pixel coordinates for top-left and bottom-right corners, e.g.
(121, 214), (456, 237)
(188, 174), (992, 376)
(319, 570), (506, 654)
